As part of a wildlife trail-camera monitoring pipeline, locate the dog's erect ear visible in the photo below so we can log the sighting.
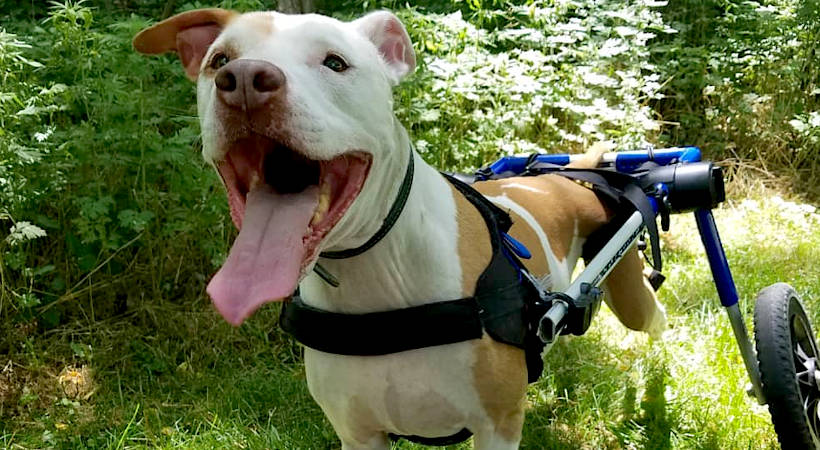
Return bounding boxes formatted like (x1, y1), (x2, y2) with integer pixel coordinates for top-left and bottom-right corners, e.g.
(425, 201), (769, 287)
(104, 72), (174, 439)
(353, 11), (416, 83)
(133, 8), (237, 81)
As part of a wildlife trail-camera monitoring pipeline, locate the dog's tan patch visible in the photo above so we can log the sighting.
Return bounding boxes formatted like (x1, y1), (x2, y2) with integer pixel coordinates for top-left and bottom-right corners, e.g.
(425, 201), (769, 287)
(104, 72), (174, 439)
(240, 12), (275, 36)
(505, 209), (549, 275)
(475, 176), (610, 262)
(133, 8), (238, 55)
(451, 183), (492, 295)
(451, 143), (659, 440)
(480, 175), (662, 330)
(451, 182), (527, 441)
(472, 336), (527, 442)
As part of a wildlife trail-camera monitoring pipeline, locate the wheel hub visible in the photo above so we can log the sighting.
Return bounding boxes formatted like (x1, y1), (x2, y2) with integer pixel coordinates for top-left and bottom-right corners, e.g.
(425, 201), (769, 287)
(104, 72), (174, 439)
(796, 347), (820, 391)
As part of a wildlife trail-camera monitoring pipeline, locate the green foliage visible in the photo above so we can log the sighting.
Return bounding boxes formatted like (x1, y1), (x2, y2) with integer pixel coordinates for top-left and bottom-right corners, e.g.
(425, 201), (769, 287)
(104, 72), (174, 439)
(652, 0), (819, 195)
(0, 1), (818, 449)
(0, 26), (62, 316)
(392, 1), (673, 169)
(1, 1), (227, 323)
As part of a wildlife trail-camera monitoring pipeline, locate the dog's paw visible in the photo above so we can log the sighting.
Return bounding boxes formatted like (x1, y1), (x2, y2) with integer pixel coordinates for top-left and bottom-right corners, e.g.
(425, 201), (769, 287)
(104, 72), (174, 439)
(646, 303), (667, 340)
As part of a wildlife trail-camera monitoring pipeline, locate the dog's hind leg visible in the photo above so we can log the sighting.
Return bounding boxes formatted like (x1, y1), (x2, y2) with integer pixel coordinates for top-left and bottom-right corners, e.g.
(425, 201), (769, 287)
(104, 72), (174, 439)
(569, 142), (665, 338)
(602, 245), (666, 339)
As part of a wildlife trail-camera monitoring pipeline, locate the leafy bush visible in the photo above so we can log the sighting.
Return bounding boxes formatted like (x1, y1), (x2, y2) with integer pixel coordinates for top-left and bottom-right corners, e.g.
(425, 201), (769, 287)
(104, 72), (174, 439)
(652, 0), (819, 195)
(1, 2), (228, 329)
(392, 0), (674, 169)
(0, 27), (65, 315)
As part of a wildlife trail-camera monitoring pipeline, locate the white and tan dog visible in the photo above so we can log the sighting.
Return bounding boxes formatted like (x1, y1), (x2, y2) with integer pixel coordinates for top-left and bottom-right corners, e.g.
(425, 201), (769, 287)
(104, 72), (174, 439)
(134, 8), (665, 449)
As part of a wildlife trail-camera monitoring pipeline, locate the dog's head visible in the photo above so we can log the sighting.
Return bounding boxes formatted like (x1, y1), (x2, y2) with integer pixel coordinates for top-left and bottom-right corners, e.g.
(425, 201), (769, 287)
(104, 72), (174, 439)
(134, 9), (415, 325)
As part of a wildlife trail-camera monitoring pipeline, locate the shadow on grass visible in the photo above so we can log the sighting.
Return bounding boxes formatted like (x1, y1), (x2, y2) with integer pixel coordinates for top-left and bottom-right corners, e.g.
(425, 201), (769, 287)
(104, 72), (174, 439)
(616, 363), (673, 450)
(4, 298), (740, 449)
(640, 366), (672, 449)
(0, 301), (341, 448)
(521, 327), (676, 450)
(113, 305), (340, 448)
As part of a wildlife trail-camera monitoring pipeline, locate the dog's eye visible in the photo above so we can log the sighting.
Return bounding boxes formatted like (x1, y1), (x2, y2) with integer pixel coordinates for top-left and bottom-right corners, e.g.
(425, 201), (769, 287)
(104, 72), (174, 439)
(322, 54), (349, 73)
(210, 53), (230, 70)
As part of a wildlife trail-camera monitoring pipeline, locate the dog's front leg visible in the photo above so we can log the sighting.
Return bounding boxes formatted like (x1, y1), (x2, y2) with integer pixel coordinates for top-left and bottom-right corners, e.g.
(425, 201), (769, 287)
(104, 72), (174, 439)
(317, 405), (390, 450)
(472, 426), (522, 450)
(339, 434), (390, 450)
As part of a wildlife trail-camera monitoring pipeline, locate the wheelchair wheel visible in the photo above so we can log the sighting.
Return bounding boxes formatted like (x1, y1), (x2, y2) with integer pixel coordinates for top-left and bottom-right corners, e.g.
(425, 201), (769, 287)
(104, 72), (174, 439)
(754, 283), (820, 449)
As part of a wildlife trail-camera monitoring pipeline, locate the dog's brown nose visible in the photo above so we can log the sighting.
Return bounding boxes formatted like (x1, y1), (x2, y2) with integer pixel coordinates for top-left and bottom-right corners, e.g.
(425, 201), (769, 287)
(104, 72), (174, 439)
(215, 59), (285, 110)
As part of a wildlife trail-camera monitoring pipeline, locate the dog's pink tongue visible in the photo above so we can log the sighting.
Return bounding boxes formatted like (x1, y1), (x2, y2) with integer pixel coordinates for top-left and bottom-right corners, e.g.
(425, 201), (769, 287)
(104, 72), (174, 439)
(207, 185), (319, 326)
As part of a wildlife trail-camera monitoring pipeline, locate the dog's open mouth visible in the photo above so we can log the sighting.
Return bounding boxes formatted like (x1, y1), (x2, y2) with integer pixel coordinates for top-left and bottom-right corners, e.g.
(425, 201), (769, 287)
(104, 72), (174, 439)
(206, 134), (372, 326)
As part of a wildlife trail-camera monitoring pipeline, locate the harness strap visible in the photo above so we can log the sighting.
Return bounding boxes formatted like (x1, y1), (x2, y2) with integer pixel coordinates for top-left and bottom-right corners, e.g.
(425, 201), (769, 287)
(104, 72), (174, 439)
(522, 166), (664, 273)
(388, 428), (474, 446)
(280, 172), (546, 380)
(280, 296), (482, 356)
(442, 173), (512, 238)
(623, 182), (662, 272)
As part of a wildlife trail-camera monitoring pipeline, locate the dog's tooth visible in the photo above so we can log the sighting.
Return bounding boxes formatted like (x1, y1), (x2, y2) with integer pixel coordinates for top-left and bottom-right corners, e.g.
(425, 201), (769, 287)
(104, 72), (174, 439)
(312, 183), (331, 224)
(312, 210), (324, 224)
(312, 198), (328, 224)
(249, 173), (261, 190)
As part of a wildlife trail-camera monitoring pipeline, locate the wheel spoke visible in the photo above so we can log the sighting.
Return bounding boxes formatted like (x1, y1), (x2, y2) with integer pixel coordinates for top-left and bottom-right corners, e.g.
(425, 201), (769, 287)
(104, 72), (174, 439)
(794, 331), (820, 399)
(797, 344), (811, 363)
(793, 315), (820, 359)
(798, 369), (814, 388)
(806, 398), (820, 444)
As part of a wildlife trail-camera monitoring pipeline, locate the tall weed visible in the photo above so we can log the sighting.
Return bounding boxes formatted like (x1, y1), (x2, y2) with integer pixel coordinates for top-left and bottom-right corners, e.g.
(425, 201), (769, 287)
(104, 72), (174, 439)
(0, 27), (63, 317)
(1, 2), (228, 332)
(653, 0), (820, 198)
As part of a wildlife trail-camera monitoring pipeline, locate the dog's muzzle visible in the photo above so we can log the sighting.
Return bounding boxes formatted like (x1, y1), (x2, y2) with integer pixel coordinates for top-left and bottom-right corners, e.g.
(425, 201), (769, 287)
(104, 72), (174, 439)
(215, 59), (286, 111)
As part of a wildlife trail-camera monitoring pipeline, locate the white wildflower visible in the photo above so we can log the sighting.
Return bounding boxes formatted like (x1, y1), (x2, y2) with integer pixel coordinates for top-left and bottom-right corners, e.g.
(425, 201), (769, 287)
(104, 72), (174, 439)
(6, 221), (47, 246)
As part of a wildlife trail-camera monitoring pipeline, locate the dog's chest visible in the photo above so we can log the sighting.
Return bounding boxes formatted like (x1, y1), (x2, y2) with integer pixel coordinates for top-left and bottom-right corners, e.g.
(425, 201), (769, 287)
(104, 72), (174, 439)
(296, 173), (592, 439)
(304, 342), (484, 437)
(296, 177), (503, 437)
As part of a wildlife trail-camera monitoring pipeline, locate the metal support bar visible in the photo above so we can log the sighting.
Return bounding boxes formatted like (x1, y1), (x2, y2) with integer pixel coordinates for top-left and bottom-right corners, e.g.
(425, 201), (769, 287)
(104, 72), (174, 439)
(537, 300), (568, 344)
(695, 208), (765, 403)
(726, 303), (766, 404)
(695, 209), (739, 307)
(565, 211), (644, 300)
(537, 211), (645, 343)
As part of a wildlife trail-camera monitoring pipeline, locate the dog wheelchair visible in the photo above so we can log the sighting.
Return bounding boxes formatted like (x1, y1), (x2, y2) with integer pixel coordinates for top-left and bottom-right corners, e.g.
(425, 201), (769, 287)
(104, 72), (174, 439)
(474, 147), (820, 449)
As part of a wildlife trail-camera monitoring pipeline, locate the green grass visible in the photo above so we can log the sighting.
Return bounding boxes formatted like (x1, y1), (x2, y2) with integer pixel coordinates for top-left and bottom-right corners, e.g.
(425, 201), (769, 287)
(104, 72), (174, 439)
(2, 2), (818, 448)
(2, 193), (818, 449)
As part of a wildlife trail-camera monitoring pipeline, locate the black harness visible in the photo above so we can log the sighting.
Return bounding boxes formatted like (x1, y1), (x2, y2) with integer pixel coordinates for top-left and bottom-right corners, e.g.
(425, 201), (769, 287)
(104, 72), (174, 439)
(281, 174), (546, 373)
(280, 169), (548, 446)
(279, 150), (666, 446)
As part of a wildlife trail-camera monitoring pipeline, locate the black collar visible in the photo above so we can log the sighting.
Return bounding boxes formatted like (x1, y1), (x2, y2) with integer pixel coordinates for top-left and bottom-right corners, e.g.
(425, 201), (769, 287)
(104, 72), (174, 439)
(311, 145), (415, 286)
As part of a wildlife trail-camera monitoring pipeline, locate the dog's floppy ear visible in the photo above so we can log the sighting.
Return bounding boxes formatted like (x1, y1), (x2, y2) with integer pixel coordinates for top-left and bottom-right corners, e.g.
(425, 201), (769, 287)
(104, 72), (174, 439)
(353, 11), (416, 83)
(133, 8), (237, 81)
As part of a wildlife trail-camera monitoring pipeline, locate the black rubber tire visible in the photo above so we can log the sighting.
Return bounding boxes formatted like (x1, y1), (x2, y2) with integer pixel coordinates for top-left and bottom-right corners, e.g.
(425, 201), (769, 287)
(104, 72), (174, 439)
(754, 282), (820, 449)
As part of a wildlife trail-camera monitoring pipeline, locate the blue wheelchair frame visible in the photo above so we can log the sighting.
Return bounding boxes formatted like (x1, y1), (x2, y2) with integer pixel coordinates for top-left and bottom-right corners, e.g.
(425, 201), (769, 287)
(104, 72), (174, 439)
(478, 147), (766, 404)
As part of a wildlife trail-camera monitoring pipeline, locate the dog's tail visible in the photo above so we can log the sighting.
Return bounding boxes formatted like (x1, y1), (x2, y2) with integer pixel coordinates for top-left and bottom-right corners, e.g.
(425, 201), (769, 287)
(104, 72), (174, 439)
(565, 141), (613, 169)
